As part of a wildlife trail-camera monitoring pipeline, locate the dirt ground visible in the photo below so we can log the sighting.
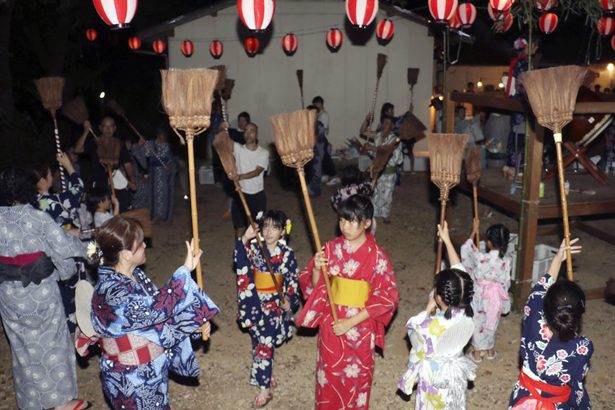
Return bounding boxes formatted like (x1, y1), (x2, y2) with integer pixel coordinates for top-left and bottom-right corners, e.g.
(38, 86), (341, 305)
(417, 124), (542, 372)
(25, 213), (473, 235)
(1, 171), (614, 409)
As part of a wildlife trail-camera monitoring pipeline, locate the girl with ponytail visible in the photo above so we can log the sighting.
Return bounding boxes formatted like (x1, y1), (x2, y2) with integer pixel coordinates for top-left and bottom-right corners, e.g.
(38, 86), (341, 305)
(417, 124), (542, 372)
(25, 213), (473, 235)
(461, 221), (512, 362)
(399, 221), (476, 410)
(509, 238), (593, 410)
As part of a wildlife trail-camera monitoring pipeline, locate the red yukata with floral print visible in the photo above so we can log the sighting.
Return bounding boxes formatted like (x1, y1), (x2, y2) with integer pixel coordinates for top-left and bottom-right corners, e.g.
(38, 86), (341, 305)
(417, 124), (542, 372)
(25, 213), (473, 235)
(297, 234), (398, 409)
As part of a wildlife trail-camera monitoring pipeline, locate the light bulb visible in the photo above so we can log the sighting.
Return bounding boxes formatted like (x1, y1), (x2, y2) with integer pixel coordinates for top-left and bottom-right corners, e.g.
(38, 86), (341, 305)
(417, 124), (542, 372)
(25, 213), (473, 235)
(99, 91), (106, 99)
(607, 63), (614, 72)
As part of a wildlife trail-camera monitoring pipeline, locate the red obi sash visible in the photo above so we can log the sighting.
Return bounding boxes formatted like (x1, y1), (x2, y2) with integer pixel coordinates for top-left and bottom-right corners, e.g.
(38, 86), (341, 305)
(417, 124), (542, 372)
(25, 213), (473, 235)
(515, 368), (571, 410)
(0, 251), (46, 266)
(99, 334), (165, 366)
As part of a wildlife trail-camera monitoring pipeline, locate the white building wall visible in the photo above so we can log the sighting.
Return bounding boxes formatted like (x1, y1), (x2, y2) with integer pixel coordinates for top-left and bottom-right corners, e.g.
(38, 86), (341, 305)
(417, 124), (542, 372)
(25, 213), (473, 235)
(169, 1), (434, 151)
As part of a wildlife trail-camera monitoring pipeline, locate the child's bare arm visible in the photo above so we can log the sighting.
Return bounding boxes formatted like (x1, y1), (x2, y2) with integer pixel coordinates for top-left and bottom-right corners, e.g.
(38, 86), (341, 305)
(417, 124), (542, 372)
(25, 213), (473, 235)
(438, 221), (461, 266)
(332, 309), (370, 336)
(548, 238), (581, 280)
(311, 250), (327, 287)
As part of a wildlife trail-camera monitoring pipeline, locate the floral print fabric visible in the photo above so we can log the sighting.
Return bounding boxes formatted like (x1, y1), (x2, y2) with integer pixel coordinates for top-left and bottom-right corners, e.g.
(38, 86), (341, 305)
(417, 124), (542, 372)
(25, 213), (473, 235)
(91, 265), (219, 409)
(509, 274), (593, 409)
(297, 234), (398, 409)
(461, 239), (512, 350)
(234, 238), (300, 388)
(36, 172), (84, 229)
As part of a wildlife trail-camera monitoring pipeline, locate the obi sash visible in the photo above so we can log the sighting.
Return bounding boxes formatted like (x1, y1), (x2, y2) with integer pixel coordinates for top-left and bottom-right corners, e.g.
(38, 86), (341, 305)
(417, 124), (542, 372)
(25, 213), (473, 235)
(254, 270), (283, 294)
(514, 367), (571, 410)
(330, 276), (370, 308)
(0, 252), (55, 287)
(476, 279), (509, 331)
(100, 333), (165, 367)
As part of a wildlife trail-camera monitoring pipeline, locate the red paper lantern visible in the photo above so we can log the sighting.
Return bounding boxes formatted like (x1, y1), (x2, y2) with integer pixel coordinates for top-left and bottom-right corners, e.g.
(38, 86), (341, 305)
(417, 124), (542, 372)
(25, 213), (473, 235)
(539, 13), (558, 34)
(210, 40), (223, 59)
(128, 36), (141, 50)
(457, 3), (477, 28)
(535, 0), (556, 12)
(345, 0), (378, 28)
(237, 0), (275, 31)
(181, 40), (194, 57)
(494, 13), (514, 33)
(153, 39), (166, 54)
(92, 0), (138, 29)
(597, 17), (615, 37)
(326, 28), (343, 50)
(86, 28), (98, 41)
(282, 33), (298, 54)
(612, 35), (615, 51)
(488, 3), (511, 21)
(428, 0), (458, 23)
(244, 37), (260, 55)
(600, 0), (614, 12)
(489, 0), (512, 12)
(447, 13), (462, 30)
(376, 19), (395, 41)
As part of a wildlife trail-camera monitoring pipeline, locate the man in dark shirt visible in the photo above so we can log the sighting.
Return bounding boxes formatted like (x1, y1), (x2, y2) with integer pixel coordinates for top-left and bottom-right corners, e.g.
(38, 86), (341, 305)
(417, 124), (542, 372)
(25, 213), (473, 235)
(73, 117), (136, 212)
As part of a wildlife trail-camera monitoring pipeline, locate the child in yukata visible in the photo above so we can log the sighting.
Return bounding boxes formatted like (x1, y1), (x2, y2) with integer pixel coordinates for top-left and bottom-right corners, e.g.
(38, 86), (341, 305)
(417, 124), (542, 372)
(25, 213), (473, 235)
(509, 238), (593, 409)
(461, 221), (512, 362)
(399, 221), (476, 410)
(234, 210), (301, 408)
(87, 187), (119, 228)
(298, 194), (399, 409)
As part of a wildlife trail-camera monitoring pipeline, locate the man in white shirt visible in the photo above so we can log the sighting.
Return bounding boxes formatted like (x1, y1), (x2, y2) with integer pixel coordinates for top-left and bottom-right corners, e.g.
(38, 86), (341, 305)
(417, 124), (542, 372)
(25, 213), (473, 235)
(231, 122), (269, 237)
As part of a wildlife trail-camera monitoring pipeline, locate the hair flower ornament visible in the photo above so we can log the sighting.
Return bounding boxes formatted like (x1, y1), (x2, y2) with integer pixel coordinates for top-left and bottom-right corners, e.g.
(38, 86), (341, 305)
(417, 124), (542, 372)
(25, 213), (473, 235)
(285, 219), (292, 235)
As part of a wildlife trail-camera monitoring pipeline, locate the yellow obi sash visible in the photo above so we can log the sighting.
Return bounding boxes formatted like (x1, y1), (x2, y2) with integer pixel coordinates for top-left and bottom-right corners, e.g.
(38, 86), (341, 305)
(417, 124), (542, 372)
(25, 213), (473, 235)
(330, 276), (370, 308)
(254, 270), (283, 294)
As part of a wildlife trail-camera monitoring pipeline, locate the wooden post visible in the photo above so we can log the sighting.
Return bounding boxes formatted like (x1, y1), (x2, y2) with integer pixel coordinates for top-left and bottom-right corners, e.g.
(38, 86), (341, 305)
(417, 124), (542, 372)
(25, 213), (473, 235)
(514, 122), (544, 309)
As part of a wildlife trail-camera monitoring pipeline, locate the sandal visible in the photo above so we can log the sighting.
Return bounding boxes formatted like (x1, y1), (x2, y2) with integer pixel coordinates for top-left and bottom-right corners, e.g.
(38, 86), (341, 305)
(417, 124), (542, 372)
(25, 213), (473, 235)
(55, 399), (91, 410)
(253, 391), (273, 409)
(486, 351), (498, 360)
(270, 376), (278, 389)
(467, 351), (482, 364)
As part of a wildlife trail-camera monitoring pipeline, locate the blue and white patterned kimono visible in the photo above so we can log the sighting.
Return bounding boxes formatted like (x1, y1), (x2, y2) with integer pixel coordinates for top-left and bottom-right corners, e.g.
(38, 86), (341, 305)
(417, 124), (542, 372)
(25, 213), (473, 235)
(234, 238), (300, 389)
(36, 172), (84, 229)
(91, 265), (219, 409)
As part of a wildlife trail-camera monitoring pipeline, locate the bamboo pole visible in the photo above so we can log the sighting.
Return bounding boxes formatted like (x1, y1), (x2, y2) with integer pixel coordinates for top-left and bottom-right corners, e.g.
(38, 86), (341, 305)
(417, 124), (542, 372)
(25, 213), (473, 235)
(472, 184), (480, 245)
(185, 131), (203, 289)
(52, 115), (67, 191)
(297, 168), (338, 322)
(553, 133), (573, 279)
(435, 197), (447, 274)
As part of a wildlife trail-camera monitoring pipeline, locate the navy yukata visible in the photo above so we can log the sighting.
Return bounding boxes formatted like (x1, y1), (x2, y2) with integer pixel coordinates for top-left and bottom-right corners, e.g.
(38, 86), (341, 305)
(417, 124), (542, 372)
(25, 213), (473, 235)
(234, 238), (300, 389)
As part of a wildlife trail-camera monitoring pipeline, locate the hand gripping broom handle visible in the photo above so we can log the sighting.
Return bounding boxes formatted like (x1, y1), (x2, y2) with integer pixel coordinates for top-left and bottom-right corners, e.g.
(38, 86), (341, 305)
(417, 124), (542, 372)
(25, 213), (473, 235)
(51, 113), (67, 191)
(297, 168), (338, 322)
(435, 198), (447, 275)
(553, 133), (574, 280)
(185, 129), (209, 340)
(472, 183), (480, 245)
(234, 184), (286, 302)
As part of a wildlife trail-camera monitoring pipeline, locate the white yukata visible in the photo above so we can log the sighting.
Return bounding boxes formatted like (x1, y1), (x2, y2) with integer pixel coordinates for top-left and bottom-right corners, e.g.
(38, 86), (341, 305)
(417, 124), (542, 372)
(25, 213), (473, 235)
(461, 239), (512, 351)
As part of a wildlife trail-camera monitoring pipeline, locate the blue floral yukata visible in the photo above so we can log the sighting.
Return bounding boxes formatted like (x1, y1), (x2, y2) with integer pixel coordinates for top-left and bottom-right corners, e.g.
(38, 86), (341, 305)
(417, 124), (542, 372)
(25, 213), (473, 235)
(234, 238), (300, 389)
(509, 273), (593, 409)
(91, 265), (219, 409)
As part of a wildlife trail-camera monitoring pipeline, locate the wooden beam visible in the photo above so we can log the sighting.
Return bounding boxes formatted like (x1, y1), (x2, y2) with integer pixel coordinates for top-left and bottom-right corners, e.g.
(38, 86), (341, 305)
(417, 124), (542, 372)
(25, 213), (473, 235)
(575, 220), (615, 246)
(515, 122), (544, 310)
(574, 102), (615, 114)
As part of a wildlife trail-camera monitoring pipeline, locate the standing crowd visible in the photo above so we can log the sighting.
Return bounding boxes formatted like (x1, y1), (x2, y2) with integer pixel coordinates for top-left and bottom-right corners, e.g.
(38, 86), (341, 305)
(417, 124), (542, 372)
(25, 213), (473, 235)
(0, 95), (594, 410)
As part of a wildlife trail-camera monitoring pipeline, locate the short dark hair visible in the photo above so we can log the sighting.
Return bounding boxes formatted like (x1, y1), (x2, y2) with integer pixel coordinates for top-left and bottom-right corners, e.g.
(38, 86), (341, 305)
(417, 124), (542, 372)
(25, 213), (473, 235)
(306, 104), (318, 111)
(340, 165), (363, 187)
(245, 122), (258, 132)
(93, 217), (144, 267)
(87, 187), (111, 214)
(380, 102), (394, 118)
(544, 279), (586, 342)
(238, 112), (251, 123)
(337, 194), (373, 223)
(434, 268), (474, 319)
(258, 209), (288, 233)
(486, 224), (510, 258)
(0, 167), (38, 206)
(312, 96), (324, 105)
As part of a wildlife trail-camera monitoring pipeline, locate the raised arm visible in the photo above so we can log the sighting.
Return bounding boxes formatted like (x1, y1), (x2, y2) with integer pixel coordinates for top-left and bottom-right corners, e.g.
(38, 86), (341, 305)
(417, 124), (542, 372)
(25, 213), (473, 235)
(73, 121), (92, 154)
(548, 238), (581, 281)
(438, 221), (461, 266)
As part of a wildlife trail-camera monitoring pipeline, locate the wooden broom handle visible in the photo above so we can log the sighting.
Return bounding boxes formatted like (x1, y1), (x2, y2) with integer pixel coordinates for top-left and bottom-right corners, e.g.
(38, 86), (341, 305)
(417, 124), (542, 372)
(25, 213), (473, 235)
(234, 183), (286, 302)
(297, 168), (338, 322)
(185, 131), (209, 340)
(472, 183), (480, 245)
(105, 164), (116, 198)
(554, 137), (574, 280)
(435, 199), (447, 275)
(51, 114), (67, 192)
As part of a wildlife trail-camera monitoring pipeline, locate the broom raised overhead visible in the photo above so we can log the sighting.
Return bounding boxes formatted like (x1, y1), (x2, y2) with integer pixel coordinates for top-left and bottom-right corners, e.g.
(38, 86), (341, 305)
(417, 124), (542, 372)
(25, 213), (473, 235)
(428, 133), (469, 274)
(161, 68), (219, 341)
(35, 76), (67, 191)
(465, 146), (482, 245)
(271, 109), (338, 322)
(521, 65), (587, 280)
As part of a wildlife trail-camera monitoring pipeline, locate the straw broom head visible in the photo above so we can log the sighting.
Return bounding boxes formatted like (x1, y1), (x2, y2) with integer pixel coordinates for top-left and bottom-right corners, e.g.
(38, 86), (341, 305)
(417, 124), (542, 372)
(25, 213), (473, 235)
(520, 66), (587, 134)
(465, 146), (481, 184)
(397, 112), (427, 141)
(161, 68), (220, 131)
(61, 96), (89, 124)
(209, 65), (227, 91)
(427, 133), (469, 195)
(371, 138), (399, 177)
(106, 99), (127, 118)
(221, 79), (235, 101)
(376, 54), (387, 79)
(271, 109), (316, 169)
(213, 131), (237, 180)
(34, 76), (65, 115)
(296, 69), (303, 87)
